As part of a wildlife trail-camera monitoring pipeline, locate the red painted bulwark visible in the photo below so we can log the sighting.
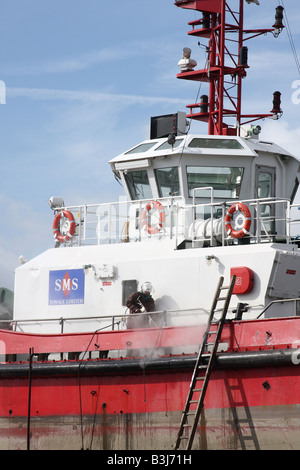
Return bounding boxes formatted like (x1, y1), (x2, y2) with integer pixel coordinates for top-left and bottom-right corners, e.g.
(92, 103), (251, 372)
(1, 316), (300, 355)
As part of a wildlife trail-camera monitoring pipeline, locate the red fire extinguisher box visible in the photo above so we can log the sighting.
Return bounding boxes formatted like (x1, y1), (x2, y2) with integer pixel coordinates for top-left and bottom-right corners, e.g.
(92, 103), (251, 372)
(230, 266), (254, 295)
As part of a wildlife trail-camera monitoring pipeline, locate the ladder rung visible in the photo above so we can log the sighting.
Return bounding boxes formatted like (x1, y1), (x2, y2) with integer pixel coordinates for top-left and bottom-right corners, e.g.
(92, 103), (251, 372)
(174, 276), (236, 451)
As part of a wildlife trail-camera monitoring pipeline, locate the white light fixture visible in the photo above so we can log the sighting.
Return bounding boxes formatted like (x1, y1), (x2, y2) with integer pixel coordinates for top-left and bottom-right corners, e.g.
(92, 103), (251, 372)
(114, 159), (150, 171)
(178, 47), (197, 72)
(48, 196), (65, 210)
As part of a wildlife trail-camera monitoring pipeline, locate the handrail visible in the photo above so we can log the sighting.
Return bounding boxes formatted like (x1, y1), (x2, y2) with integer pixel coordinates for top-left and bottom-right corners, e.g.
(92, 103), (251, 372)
(7, 298), (300, 335)
(9, 307), (210, 334)
(192, 186), (214, 246)
(256, 297), (300, 319)
(50, 195), (293, 248)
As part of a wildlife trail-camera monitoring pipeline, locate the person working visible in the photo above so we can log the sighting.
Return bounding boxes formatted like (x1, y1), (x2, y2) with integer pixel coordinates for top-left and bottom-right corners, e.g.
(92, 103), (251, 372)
(126, 282), (155, 329)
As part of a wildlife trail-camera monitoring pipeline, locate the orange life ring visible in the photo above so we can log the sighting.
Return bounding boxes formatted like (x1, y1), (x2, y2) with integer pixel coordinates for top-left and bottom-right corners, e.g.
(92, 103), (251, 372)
(141, 200), (166, 235)
(224, 203), (251, 239)
(53, 210), (76, 243)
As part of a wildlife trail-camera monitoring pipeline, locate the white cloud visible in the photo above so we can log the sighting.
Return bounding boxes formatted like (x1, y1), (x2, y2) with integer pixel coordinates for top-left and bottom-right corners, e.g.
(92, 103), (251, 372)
(2, 39), (174, 76)
(0, 194), (54, 289)
(260, 119), (300, 158)
(3, 43), (146, 76)
(7, 86), (187, 108)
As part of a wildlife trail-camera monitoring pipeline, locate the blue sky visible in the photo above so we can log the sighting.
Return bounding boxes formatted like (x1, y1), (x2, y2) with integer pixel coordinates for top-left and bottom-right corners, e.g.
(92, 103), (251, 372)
(0, 0), (299, 289)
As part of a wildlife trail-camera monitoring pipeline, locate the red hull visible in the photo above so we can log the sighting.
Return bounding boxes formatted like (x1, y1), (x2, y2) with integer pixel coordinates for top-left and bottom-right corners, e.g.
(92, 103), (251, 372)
(1, 362), (300, 450)
(1, 317), (300, 449)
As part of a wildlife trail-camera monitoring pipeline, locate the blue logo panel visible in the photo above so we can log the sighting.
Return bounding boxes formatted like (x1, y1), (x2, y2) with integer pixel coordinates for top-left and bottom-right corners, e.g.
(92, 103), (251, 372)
(49, 269), (85, 305)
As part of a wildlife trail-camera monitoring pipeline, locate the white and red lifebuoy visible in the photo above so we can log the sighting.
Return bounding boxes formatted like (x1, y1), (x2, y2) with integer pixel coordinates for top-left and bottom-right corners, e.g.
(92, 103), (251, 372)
(53, 210), (76, 243)
(141, 200), (165, 235)
(225, 203), (251, 239)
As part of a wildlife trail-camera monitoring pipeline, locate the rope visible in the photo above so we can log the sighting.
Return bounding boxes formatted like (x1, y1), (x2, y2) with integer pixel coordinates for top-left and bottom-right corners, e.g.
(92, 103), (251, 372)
(89, 383), (101, 450)
(78, 328), (102, 450)
(279, 0), (300, 77)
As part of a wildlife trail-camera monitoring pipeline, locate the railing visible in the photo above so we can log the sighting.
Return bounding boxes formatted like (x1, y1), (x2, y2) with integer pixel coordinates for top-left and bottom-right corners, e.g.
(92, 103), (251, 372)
(256, 297), (300, 319)
(51, 195), (296, 248)
(53, 196), (182, 246)
(3, 304), (300, 360)
(8, 308), (210, 334)
(288, 203), (300, 240)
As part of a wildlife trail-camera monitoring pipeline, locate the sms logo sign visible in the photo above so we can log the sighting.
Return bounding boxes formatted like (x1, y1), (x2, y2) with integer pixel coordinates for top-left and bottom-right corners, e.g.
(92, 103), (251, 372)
(49, 269), (85, 305)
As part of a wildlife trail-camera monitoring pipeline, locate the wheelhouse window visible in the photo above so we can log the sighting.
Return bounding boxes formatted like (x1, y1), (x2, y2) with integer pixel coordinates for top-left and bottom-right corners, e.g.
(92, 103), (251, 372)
(188, 138), (244, 150)
(187, 166), (244, 198)
(125, 170), (152, 200)
(125, 142), (158, 155)
(154, 138), (184, 151)
(291, 178), (299, 203)
(255, 166), (276, 234)
(257, 171), (272, 198)
(155, 167), (181, 197)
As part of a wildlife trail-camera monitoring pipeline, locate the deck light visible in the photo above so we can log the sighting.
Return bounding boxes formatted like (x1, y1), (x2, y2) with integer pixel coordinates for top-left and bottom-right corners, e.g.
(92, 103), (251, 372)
(200, 95), (208, 113)
(270, 91), (282, 118)
(272, 6), (285, 37)
(48, 196), (65, 210)
(239, 46), (248, 67)
(252, 125), (261, 136)
(167, 133), (176, 146)
(202, 12), (210, 29)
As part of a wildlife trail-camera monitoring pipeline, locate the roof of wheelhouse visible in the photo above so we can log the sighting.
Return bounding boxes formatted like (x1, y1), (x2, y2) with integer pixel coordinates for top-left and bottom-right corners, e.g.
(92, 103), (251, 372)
(110, 133), (297, 171)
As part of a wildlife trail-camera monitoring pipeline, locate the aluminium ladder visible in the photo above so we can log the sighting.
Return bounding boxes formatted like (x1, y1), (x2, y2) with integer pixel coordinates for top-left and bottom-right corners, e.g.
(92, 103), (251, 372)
(174, 275), (236, 450)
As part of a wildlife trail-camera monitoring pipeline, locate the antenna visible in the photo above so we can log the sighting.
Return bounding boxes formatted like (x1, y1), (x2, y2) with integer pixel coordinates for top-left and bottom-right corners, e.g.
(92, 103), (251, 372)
(175, 0), (284, 136)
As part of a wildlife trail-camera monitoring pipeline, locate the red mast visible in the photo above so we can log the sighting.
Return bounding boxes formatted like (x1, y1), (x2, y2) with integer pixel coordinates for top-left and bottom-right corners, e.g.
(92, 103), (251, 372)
(175, 0), (284, 136)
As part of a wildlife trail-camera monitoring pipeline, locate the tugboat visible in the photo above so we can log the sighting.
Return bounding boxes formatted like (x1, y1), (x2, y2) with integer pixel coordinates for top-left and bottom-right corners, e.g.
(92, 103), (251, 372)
(2, 0), (300, 450)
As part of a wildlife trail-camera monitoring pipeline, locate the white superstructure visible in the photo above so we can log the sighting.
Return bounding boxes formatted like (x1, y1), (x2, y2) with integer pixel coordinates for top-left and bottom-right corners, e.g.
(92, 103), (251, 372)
(13, 128), (300, 333)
